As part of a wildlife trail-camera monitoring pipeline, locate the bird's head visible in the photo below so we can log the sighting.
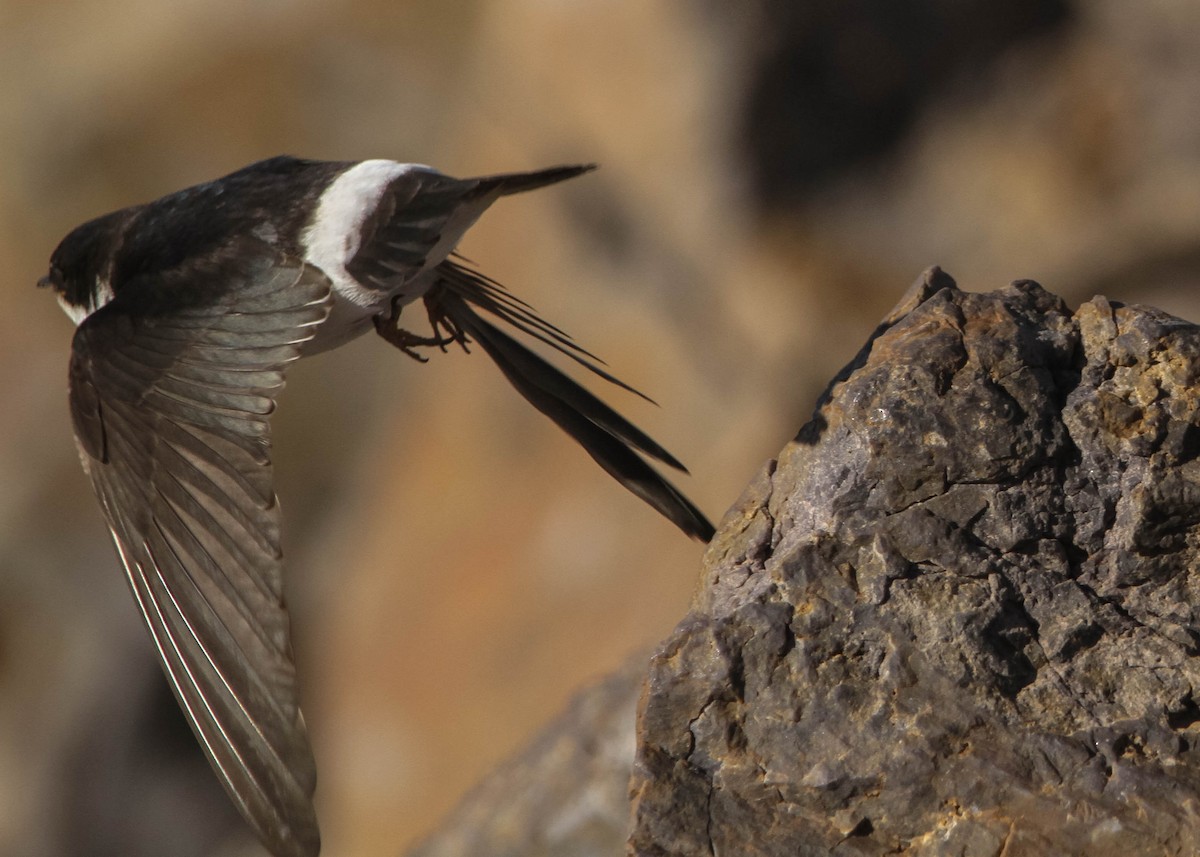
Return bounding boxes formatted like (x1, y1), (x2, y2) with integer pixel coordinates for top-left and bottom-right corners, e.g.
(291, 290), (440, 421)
(39, 208), (135, 325)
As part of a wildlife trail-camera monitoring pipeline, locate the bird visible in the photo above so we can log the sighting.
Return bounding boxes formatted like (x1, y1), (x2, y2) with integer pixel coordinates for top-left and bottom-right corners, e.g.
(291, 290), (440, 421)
(39, 155), (714, 857)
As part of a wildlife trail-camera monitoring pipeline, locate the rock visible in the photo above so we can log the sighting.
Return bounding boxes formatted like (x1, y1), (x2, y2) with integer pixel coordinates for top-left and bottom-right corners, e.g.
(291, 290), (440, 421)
(629, 268), (1200, 856)
(405, 268), (1200, 857)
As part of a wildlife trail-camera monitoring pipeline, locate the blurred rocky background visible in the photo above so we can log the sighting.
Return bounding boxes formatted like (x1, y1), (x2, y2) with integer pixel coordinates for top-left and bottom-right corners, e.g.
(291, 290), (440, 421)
(2, 0), (1199, 855)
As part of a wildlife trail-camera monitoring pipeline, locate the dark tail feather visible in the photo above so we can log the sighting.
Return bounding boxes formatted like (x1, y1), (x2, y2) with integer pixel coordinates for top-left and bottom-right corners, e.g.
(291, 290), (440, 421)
(438, 262), (656, 405)
(428, 288), (715, 543)
(473, 164), (597, 198)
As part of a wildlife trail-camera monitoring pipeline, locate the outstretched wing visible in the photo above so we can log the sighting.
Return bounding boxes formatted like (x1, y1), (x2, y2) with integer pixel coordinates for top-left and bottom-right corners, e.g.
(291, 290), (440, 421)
(68, 250), (332, 857)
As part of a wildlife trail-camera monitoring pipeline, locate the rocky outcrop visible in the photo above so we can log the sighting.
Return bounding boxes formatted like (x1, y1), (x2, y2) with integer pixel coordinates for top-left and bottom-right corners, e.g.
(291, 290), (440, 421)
(410, 269), (1200, 857)
(629, 268), (1200, 856)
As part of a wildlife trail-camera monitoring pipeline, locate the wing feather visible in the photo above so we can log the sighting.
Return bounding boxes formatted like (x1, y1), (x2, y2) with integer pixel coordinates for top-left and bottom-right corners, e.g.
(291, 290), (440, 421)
(70, 251), (330, 857)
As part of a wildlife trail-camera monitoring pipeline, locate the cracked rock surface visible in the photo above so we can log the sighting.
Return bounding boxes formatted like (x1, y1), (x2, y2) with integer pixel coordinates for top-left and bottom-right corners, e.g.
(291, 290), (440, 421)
(630, 269), (1200, 856)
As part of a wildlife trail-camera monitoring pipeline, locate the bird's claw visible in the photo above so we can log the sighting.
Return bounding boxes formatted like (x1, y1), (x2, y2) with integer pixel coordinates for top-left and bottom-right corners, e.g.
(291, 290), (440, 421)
(374, 296), (467, 362)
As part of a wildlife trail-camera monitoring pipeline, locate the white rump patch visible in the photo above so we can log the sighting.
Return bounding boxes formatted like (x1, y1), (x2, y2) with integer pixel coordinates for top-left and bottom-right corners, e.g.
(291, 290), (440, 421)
(302, 159), (431, 308)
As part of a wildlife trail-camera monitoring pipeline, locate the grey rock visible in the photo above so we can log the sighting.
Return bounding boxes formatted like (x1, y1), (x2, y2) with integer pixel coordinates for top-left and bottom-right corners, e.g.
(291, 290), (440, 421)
(630, 268), (1200, 856)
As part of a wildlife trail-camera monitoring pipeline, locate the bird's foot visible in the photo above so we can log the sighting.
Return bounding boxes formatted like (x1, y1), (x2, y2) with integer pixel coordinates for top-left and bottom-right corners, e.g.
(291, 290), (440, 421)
(374, 296), (467, 362)
(423, 298), (471, 356)
(373, 321), (445, 362)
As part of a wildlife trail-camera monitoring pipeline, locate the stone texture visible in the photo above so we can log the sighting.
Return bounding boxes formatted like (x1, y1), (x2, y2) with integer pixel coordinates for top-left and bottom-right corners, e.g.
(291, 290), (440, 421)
(630, 268), (1200, 856)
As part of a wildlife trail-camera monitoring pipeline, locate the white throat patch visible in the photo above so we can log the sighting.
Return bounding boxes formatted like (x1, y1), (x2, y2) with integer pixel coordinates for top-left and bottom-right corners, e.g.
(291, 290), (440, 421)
(59, 278), (115, 326)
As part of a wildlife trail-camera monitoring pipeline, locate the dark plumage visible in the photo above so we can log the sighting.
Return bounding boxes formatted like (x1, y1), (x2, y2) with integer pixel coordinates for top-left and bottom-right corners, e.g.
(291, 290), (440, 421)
(41, 156), (713, 857)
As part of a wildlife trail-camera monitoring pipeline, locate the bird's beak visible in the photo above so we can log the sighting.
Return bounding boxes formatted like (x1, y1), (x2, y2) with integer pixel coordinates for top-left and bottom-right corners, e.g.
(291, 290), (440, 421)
(36, 274), (54, 289)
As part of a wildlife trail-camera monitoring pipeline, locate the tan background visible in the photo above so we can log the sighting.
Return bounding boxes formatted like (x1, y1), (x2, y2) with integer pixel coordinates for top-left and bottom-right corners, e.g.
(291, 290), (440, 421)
(2, 1), (1199, 855)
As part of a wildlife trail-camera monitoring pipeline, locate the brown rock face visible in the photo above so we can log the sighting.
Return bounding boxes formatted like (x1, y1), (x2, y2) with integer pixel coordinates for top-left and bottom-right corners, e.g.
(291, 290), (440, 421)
(630, 269), (1200, 856)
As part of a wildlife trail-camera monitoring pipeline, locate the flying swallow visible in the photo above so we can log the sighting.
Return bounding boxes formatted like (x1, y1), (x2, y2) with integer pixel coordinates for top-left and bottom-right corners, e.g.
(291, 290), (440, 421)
(40, 156), (713, 856)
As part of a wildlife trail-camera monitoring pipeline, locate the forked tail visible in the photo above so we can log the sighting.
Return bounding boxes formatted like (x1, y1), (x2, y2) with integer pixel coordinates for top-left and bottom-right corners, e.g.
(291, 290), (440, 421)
(418, 261), (715, 542)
